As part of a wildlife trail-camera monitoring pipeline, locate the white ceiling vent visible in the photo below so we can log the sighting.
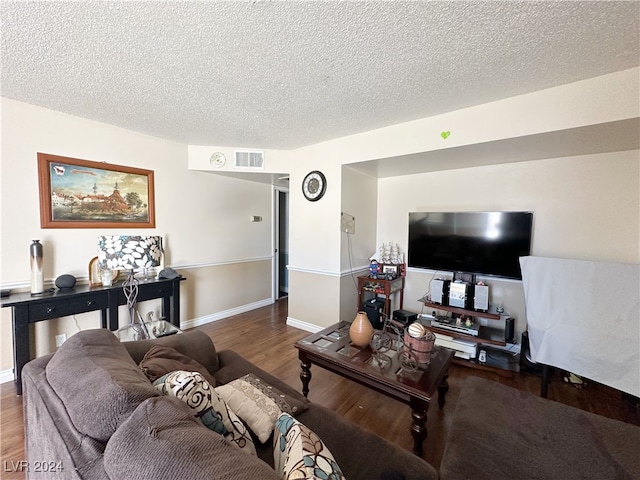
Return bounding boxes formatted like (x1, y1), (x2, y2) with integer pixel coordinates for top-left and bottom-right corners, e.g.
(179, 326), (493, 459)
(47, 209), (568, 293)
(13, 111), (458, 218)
(234, 150), (264, 169)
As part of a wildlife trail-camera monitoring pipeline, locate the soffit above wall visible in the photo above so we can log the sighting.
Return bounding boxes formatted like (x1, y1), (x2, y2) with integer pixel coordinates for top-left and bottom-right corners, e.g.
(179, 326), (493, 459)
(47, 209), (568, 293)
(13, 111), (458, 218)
(347, 118), (640, 178)
(203, 171), (291, 189)
(1, 1), (638, 150)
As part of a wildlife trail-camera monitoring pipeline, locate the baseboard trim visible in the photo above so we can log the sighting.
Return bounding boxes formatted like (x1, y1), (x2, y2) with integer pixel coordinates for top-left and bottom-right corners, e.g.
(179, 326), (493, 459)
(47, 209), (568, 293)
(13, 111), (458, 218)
(0, 368), (14, 385)
(181, 298), (274, 330)
(286, 317), (323, 333)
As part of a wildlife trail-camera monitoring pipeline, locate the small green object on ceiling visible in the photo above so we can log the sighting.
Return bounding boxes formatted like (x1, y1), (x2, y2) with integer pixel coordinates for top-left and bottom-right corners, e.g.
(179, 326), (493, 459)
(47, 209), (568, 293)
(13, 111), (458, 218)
(441, 131), (451, 139)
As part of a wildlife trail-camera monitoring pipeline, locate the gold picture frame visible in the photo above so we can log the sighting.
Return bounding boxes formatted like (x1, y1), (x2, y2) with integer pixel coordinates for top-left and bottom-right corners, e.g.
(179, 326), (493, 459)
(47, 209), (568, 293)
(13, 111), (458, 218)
(37, 152), (155, 229)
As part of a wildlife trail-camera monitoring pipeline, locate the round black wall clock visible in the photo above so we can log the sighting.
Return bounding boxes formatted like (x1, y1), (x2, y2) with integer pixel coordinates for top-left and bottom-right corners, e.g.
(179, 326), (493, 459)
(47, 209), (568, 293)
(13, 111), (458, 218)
(302, 170), (327, 202)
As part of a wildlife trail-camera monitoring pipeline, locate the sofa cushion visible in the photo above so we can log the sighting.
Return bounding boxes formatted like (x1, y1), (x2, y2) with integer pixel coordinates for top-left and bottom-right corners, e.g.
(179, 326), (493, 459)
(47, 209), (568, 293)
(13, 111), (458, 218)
(216, 373), (308, 443)
(45, 329), (159, 443)
(440, 376), (640, 480)
(293, 403), (438, 480)
(123, 329), (219, 374)
(215, 350), (309, 406)
(139, 343), (217, 385)
(273, 412), (346, 480)
(104, 396), (280, 480)
(154, 370), (256, 455)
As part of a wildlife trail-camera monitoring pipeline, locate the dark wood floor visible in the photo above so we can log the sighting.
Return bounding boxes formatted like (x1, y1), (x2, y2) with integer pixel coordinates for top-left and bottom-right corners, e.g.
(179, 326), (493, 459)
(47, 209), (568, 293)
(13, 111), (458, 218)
(1, 298), (638, 479)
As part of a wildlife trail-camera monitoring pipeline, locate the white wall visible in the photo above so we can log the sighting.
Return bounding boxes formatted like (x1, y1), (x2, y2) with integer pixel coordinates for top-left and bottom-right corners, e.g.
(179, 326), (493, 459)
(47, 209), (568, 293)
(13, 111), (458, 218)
(0, 99), (274, 375)
(339, 165), (378, 319)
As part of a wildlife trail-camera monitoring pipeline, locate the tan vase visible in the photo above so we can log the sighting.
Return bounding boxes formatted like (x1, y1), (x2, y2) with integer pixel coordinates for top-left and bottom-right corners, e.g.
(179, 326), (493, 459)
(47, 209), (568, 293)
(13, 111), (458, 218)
(349, 311), (374, 347)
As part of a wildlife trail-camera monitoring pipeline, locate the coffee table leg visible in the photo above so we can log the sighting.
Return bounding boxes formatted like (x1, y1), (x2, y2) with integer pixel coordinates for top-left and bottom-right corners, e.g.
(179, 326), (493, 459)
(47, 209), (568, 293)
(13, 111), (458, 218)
(300, 360), (312, 398)
(409, 397), (428, 456)
(437, 371), (449, 408)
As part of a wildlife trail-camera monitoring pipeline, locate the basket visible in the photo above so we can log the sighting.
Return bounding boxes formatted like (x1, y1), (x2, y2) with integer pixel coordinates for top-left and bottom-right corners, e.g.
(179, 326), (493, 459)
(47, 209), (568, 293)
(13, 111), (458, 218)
(403, 330), (436, 364)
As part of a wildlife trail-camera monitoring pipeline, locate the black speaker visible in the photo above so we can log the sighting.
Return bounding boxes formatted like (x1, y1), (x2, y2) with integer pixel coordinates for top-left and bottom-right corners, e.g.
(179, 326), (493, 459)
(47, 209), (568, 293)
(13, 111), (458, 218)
(393, 309), (418, 326)
(504, 317), (515, 343)
(55, 274), (76, 289)
(362, 297), (386, 329)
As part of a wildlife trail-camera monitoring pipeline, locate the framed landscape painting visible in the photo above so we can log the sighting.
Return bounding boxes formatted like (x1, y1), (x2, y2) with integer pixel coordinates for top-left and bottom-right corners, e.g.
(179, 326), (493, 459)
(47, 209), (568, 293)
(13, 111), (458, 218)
(37, 153), (156, 229)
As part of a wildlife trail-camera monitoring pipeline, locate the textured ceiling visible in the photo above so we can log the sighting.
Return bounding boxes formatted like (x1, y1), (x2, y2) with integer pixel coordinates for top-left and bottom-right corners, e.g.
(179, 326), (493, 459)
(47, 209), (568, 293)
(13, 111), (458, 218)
(1, 1), (638, 150)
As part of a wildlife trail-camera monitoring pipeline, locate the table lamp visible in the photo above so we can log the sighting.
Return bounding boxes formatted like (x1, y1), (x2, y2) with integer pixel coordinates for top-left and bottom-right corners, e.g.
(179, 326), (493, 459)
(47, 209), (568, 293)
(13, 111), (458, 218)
(97, 235), (163, 335)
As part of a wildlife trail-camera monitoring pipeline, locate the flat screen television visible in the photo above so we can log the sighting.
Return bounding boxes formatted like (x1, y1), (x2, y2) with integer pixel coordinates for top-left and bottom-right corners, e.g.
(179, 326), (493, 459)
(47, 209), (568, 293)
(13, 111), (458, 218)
(408, 211), (533, 280)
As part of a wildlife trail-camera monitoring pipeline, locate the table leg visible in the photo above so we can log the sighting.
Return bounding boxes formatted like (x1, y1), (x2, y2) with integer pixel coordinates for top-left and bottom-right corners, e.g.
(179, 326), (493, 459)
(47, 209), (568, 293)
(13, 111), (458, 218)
(541, 364), (550, 398)
(300, 360), (312, 398)
(437, 371), (450, 408)
(409, 397), (428, 456)
(12, 306), (30, 395)
(100, 309), (108, 329)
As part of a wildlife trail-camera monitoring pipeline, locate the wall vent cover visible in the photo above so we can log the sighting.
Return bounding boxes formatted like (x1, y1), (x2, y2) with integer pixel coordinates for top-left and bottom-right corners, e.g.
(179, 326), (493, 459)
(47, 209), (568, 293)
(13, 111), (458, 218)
(234, 150), (264, 169)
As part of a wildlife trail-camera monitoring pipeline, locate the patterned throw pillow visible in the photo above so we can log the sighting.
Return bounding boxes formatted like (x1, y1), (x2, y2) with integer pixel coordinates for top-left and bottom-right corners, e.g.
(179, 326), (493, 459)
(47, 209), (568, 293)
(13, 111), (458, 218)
(215, 373), (306, 443)
(274, 412), (346, 480)
(153, 370), (256, 455)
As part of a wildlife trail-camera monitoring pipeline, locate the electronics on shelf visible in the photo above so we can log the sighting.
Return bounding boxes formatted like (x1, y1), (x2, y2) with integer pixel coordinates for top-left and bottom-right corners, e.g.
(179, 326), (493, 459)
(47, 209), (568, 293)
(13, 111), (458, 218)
(448, 281), (470, 309)
(429, 278), (450, 305)
(429, 278), (491, 313)
(433, 332), (478, 358)
(430, 318), (480, 336)
(473, 283), (489, 311)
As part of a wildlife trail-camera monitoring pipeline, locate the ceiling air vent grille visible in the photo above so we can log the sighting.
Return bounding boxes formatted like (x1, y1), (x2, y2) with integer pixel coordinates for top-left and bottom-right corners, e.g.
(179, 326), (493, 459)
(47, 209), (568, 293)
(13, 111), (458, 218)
(234, 150), (264, 169)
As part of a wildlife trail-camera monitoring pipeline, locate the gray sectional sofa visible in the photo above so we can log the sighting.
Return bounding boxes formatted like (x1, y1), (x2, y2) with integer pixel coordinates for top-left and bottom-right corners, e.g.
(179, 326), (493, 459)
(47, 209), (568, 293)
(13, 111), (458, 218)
(22, 328), (438, 480)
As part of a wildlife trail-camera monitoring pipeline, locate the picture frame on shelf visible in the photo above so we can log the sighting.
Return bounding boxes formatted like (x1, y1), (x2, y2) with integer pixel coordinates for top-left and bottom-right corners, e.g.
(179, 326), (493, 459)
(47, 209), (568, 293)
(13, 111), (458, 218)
(37, 152), (155, 229)
(381, 264), (399, 278)
(88, 256), (119, 287)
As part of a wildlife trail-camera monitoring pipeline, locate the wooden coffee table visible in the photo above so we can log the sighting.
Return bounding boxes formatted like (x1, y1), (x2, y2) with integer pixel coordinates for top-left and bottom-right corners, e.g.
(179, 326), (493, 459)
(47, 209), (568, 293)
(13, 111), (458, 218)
(295, 321), (454, 455)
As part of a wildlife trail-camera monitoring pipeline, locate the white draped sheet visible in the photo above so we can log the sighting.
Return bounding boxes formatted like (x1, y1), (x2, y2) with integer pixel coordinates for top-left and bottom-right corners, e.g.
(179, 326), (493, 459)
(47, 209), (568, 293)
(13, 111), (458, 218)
(520, 256), (640, 397)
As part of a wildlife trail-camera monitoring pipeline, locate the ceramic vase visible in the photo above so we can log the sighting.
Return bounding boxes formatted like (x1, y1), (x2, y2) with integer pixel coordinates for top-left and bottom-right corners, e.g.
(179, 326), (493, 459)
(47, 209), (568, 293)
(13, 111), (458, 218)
(349, 311), (374, 347)
(30, 240), (44, 294)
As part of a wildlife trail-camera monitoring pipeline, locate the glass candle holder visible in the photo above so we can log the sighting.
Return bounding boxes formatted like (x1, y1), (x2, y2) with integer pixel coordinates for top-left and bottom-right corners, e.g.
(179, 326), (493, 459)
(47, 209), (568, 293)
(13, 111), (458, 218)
(101, 269), (113, 287)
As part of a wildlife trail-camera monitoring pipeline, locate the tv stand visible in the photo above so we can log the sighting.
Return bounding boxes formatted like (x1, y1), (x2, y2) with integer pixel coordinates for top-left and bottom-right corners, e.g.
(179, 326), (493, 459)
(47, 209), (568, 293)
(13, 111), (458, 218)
(421, 300), (519, 376)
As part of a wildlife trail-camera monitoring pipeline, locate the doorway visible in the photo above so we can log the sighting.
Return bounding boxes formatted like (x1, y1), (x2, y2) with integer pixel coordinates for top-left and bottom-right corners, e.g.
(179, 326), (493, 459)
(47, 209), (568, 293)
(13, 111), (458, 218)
(274, 187), (289, 299)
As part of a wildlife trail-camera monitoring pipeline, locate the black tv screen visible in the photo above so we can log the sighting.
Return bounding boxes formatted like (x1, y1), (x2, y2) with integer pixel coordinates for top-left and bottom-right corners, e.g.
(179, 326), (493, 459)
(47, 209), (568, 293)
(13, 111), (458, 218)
(408, 211), (533, 280)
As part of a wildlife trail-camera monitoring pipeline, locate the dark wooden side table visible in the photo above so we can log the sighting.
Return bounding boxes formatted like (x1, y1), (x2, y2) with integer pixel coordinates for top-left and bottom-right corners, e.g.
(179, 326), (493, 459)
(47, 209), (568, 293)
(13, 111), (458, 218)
(295, 321), (454, 455)
(357, 275), (405, 317)
(1, 276), (185, 394)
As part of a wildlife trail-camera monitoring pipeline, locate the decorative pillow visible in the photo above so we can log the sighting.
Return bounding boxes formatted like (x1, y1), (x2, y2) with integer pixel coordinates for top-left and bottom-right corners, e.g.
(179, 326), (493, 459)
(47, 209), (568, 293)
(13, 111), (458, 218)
(215, 373), (307, 443)
(139, 344), (217, 385)
(154, 370), (255, 455)
(274, 413), (346, 480)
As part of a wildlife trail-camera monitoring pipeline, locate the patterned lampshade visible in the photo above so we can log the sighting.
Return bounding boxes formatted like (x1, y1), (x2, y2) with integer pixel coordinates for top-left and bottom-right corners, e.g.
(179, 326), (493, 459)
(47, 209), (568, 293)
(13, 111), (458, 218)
(97, 236), (163, 271)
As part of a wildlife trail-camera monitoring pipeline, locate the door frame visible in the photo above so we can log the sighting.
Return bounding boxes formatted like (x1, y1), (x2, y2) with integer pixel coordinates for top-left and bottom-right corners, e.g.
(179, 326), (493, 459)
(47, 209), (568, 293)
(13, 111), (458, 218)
(273, 186), (289, 301)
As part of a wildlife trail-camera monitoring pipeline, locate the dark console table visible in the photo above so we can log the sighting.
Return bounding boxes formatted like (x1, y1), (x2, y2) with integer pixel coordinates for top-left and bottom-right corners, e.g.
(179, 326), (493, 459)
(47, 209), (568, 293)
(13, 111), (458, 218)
(1, 276), (185, 394)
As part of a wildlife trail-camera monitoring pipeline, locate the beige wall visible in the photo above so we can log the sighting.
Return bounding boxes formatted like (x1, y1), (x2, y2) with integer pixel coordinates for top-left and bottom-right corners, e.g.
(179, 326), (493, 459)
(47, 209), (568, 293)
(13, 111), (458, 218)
(0, 99), (274, 377)
(377, 151), (640, 335)
(2, 68), (639, 380)
(285, 68), (639, 334)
